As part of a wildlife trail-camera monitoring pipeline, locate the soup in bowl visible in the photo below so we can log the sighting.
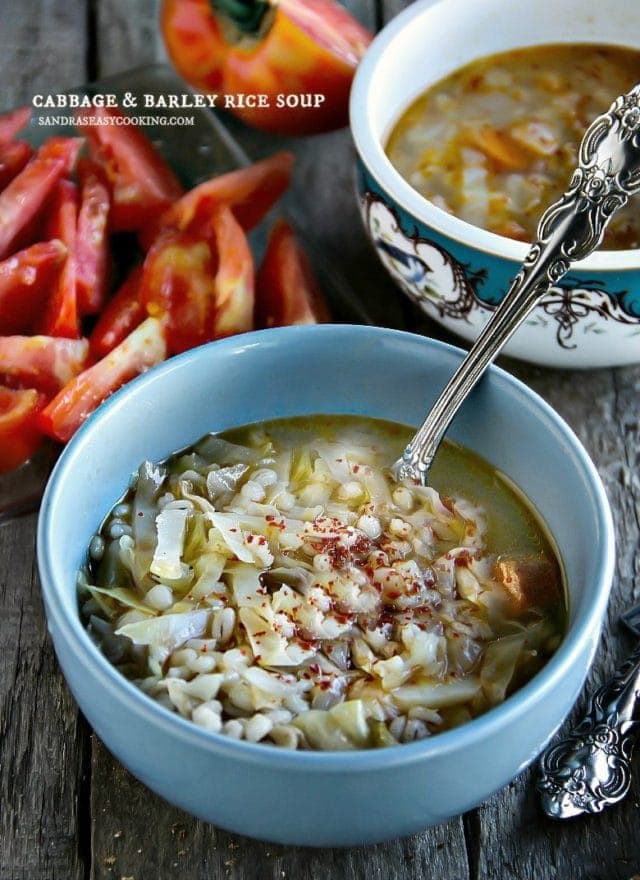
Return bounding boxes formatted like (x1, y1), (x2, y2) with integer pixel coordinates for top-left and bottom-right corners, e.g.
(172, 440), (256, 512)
(350, 0), (640, 368)
(37, 325), (614, 845)
(80, 414), (565, 752)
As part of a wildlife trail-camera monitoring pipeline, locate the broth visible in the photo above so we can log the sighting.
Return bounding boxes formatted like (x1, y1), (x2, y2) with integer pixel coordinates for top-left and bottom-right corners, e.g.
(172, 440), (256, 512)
(386, 44), (640, 248)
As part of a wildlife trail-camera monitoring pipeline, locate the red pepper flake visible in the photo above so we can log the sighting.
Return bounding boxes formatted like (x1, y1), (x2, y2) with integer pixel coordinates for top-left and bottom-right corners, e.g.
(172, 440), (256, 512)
(201, 644), (208, 653)
(247, 534), (255, 543)
(455, 550), (472, 567)
(254, 630), (266, 637)
(254, 654), (261, 662)
(327, 544), (349, 568)
(441, 495), (455, 514)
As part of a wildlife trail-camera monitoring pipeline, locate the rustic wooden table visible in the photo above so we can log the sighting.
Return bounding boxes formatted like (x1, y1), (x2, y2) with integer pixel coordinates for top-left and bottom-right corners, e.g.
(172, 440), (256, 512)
(1, 1), (639, 878)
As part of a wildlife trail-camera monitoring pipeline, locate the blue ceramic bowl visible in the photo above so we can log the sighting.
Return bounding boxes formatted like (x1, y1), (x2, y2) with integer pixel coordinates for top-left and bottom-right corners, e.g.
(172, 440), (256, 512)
(350, 0), (640, 368)
(37, 326), (614, 845)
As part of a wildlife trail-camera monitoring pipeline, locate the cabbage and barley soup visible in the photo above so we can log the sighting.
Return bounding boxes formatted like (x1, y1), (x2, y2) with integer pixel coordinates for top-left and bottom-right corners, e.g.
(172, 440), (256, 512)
(80, 416), (565, 750)
(386, 44), (640, 249)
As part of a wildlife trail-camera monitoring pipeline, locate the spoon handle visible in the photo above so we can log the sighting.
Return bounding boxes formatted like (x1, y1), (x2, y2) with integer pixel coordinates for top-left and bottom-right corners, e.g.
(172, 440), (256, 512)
(537, 640), (640, 818)
(394, 82), (640, 484)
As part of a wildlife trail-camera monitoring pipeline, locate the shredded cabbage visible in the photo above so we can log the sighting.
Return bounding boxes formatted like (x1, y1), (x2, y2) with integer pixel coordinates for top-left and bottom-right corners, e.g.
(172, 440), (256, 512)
(80, 416), (564, 751)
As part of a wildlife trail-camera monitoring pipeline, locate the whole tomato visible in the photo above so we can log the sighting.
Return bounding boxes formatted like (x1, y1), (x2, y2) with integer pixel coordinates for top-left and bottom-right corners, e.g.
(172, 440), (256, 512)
(161, 0), (373, 135)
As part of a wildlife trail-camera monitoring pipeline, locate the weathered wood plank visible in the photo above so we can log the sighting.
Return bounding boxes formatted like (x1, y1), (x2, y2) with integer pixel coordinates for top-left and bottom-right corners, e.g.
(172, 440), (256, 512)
(380, 0), (416, 24)
(89, 738), (470, 880)
(0, 3), (90, 879)
(0, 0), (88, 106)
(0, 518), (89, 880)
(94, 0), (165, 78)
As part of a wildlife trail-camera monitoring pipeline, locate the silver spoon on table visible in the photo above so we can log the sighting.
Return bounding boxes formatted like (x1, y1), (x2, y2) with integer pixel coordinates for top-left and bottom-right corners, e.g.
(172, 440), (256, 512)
(392, 82), (640, 485)
(538, 601), (640, 817)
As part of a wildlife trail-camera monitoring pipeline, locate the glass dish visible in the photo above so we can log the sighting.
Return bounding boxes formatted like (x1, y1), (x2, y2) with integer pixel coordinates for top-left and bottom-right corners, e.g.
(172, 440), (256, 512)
(0, 64), (253, 524)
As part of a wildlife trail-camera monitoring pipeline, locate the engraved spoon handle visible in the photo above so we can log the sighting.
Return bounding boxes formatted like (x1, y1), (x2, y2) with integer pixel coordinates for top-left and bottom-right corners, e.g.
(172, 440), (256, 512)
(393, 82), (640, 485)
(537, 641), (640, 818)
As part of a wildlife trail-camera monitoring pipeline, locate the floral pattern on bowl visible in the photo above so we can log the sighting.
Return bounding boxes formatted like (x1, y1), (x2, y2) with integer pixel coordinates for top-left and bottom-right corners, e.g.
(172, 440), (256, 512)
(357, 162), (640, 367)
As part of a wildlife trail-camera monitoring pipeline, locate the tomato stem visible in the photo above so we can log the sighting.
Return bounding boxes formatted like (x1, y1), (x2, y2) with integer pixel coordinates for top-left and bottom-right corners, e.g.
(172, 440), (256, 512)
(210, 0), (275, 37)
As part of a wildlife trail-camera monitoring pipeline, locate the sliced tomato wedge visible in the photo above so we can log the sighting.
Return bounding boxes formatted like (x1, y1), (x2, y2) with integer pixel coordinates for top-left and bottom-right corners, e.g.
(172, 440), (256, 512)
(0, 385), (46, 473)
(153, 151), (294, 240)
(38, 317), (167, 443)
(0, 136), (82, 260)
(38, 137), (83, 172)
(77, 107), (184, 232)
(210, 205), (255, 339)
(39, 180), (80, 338)
(76, 159), (111, 315)
(0, 336), (89, 396)
(0, 107), (31, 143)
(89, 265), (145, 358)
(0, 240), (67, 335)
(0, 141), (33, 191)
(256, 219), (329, 327)
(140, 232), (217, 354)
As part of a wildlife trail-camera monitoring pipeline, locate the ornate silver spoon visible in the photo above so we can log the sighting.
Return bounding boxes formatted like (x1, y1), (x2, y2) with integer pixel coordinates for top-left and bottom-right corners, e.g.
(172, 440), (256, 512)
(537, 602), (640, 818)
(393, 82), (640, 484)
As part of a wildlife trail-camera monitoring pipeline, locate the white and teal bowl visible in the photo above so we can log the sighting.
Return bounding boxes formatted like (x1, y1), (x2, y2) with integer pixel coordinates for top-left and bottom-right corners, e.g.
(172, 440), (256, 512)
(350, 0), (640, 368)
(37, 326), (615, 845)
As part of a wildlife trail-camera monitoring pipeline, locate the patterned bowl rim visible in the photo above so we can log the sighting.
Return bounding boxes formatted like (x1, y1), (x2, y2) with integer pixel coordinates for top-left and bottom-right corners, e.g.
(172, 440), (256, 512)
(350, 0), (640, 272)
